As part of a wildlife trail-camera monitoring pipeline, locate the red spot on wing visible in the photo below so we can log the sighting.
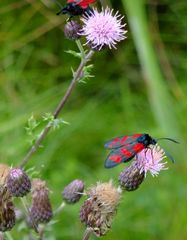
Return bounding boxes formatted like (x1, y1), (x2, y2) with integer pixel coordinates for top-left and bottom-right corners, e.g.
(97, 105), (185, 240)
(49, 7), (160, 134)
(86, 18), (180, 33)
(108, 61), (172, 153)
(132, 133), (142, 138)
(133, 143), (144, 152)
(108, 137), (120, 148)
(120, 148), (132, 157)
(67, 0), (96, 8)
(120, 136), (128, 143)
(109, 155), (122, 163)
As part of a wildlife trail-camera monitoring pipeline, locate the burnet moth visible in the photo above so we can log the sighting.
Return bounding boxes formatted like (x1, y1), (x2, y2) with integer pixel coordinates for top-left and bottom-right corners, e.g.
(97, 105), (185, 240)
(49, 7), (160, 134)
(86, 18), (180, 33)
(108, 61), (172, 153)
(56, 0), (97, 17)
(104, 133), (179, 168)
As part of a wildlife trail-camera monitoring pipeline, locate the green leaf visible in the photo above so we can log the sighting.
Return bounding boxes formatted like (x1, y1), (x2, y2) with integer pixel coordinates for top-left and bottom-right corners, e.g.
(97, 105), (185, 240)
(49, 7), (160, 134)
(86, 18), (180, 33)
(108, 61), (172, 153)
(79, 64), (94, 83)
(65, 50), (82, 59)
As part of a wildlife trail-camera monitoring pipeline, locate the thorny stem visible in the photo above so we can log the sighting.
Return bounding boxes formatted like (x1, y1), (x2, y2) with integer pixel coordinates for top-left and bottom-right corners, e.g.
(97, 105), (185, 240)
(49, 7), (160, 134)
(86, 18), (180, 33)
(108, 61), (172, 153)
(38, 225), (45, 240)
(19, 49), (94, 168)
(83, 228), (93, 240)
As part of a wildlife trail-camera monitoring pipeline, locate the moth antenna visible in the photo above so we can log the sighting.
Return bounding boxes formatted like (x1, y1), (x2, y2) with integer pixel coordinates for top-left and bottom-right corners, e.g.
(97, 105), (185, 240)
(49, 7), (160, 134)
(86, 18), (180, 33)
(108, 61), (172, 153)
(156, 137), (179, 144)
(161, 147), (175, 163)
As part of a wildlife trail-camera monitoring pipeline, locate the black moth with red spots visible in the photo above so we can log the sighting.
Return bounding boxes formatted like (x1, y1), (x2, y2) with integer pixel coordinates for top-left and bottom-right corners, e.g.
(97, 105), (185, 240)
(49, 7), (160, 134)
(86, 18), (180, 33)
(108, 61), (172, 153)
(104, 133), (180, 168)
(104, 134), (157, 168)
(57, 0), (96, 17)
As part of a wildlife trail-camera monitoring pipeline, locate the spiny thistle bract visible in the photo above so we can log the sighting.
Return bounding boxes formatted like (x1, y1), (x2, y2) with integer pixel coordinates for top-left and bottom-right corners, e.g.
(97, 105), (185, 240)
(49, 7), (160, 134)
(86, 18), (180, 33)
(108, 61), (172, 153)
(119, 162), (145, 191)
(7, 168), (31, 197)
(62, 179), (84, 204)
(29, 179), (53, 226)
(80, 181), (121, 237)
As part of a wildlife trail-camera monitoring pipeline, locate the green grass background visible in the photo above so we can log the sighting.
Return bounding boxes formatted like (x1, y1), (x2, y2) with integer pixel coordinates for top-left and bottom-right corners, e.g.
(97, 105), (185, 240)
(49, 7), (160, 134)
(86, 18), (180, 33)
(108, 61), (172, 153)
(0, 0), (187, 239)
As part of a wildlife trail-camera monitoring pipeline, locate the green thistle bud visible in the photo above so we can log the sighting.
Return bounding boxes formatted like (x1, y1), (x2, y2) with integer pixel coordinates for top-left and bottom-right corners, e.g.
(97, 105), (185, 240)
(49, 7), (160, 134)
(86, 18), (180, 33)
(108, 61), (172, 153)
(119, 162), (145, 191)
(64, 21), (82, 40)
(7, 168), (31, 197)
(29, 179), (53, 225)
(80, 181), (121, 237)
(62, 179), (84, 204)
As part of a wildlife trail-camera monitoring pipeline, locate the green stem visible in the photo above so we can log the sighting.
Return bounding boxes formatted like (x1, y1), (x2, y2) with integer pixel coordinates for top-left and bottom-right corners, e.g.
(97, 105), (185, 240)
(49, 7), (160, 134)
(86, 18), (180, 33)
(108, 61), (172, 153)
(21, 197), (38, 233)
(19, 49), (94, 168)
(83, 228), (93, 240)
(76, 39), (86, 59)
(53, 201), (66, 215)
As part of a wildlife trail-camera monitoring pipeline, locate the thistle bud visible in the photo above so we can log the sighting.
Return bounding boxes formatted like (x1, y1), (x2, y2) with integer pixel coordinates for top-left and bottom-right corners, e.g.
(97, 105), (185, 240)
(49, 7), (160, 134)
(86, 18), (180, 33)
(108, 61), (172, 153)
(7, 168), (31, 197)
(80, 181), (121, 237)
(119, 162), (145, 191)
(63, 179), (84, 204)
(29, 179), (53, 225)
(0, 186), (16, 232)
(64, 21), (82, 40)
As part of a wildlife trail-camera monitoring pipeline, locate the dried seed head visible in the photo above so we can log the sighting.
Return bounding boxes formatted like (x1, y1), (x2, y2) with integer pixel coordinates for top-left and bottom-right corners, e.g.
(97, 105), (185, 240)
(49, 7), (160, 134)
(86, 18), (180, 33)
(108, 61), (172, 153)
(64, 20), (82, 40)
(0, 164), (10, 186)
(0, 186), (16, 232)
(119, 162), (145, 191)
(7, 168), (31, 197)
(63, 179), (84, 204)
(29, 179), (53, 225)
(80, 181), (121, 237)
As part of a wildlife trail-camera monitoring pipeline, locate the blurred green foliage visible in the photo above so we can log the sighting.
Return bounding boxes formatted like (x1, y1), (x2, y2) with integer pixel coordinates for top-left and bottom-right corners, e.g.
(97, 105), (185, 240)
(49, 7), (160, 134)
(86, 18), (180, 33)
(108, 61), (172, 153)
(0, 0), (187, 239)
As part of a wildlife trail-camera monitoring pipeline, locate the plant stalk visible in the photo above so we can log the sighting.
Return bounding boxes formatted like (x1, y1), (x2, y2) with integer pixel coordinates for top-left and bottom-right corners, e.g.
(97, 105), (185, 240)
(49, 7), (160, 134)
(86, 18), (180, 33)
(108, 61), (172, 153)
(19, 48), (94, 166)
(83, 228), (93, 240)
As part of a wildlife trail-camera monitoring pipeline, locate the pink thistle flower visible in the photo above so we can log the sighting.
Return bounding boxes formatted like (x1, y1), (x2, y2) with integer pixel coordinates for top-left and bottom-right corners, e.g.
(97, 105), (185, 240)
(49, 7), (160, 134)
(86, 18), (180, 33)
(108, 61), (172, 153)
(81, 7), (127, 50)
(136, 144), (168, 177)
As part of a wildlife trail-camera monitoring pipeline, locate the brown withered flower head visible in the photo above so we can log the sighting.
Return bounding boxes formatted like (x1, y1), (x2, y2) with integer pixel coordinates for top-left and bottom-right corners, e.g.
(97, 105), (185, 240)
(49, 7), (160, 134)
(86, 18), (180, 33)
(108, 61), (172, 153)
(0, 164), (16, 232)
(62, 179), (84, 204)
(29, 179), (53, 226)
(80, 181), (121, 237)
(7, 168), (31, 197)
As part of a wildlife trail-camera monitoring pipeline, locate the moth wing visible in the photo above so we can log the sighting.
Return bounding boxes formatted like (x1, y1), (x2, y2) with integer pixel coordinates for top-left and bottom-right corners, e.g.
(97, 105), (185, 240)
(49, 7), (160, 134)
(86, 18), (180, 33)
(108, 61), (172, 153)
(104, 142), (145, 168)
(68, 0), (96, 8)
(104, 134), (143, 149)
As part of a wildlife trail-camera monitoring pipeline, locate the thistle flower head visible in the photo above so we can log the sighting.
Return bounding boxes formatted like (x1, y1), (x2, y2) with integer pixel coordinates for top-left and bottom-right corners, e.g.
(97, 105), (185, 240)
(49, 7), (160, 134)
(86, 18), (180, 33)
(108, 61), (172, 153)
(30, 179), (53, 225)
(81, 7), (127, 50)
(62, 179), (84, 204)
(7, 168), (31, 197)
(80, 181), (121, 237)
(136, 144), (167, 177)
